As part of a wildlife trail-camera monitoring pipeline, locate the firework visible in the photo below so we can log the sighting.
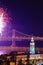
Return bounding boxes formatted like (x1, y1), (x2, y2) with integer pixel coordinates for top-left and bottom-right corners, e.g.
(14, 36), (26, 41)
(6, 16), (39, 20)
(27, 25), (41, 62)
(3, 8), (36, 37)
(0, 8), (11, 34)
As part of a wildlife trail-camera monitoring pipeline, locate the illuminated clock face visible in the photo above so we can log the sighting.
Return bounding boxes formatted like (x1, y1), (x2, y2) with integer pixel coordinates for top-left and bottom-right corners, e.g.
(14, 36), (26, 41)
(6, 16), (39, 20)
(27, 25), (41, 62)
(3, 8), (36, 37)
(30, 42), (35, 45)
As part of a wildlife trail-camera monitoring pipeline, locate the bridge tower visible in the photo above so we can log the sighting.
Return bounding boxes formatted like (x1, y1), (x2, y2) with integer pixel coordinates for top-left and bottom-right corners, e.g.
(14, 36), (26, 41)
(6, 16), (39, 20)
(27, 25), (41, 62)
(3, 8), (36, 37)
(12, 29), (16, 46)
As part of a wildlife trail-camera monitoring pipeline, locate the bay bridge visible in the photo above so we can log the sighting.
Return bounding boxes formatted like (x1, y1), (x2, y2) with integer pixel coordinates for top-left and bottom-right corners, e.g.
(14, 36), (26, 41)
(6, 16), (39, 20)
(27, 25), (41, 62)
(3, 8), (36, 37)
(0, 29), (43, 54)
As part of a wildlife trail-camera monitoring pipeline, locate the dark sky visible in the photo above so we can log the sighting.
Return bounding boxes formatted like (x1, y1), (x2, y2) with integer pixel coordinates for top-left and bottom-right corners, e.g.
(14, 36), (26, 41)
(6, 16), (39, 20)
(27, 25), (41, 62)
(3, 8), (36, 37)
(0, 0), (43, 48)
(0, 0), (43, 36)
(14, 1), (43, 36)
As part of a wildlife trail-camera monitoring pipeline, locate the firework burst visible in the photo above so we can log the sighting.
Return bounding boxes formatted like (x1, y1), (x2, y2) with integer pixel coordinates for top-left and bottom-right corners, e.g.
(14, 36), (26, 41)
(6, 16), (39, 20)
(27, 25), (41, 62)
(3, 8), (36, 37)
(0, 8), (11, 34)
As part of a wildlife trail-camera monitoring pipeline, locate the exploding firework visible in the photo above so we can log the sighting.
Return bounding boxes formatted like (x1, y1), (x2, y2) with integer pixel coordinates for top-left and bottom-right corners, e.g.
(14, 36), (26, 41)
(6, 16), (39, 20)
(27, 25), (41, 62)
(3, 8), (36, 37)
(0, 8), (11, 34)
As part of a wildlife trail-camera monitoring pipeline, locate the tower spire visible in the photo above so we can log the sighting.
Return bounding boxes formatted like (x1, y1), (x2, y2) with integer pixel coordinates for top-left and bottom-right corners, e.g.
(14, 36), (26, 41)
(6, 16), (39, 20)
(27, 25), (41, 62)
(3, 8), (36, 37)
(30, 36), (35, 54)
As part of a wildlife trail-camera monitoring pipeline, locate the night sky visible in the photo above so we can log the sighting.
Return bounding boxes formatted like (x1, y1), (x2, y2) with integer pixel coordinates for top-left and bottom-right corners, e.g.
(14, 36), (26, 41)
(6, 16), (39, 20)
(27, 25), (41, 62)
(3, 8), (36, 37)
(0, 0), (43, 47)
